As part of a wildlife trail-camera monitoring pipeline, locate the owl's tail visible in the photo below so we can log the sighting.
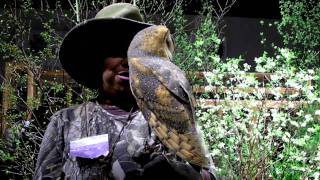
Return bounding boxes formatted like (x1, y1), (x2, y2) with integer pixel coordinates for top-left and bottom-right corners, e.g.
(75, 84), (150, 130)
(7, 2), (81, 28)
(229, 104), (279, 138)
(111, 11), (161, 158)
(148, 112), (209, 168)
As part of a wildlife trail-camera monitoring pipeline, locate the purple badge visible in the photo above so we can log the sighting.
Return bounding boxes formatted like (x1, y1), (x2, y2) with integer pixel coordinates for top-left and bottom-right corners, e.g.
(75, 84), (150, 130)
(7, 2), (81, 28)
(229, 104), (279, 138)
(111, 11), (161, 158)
(70, 134), (109, 159)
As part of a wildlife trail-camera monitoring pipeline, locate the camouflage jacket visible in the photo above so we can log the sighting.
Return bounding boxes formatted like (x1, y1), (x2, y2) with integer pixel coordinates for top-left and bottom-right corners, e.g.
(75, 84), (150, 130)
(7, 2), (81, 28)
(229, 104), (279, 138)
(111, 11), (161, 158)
(33, 101), (157, 180)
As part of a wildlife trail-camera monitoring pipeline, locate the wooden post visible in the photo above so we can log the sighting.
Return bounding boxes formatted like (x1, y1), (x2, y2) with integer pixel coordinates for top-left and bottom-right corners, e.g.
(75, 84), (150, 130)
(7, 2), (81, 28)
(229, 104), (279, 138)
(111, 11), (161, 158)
(1, 62), (10, 136)
(27, 69), (35, 120)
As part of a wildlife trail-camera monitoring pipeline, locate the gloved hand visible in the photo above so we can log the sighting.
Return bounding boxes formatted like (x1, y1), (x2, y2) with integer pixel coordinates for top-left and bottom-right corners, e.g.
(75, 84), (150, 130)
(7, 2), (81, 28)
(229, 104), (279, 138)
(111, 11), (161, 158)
(142, 154), (202, 180)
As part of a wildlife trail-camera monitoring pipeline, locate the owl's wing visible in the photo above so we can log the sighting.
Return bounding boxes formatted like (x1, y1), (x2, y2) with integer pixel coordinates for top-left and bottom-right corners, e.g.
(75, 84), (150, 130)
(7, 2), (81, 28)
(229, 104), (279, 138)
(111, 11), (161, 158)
(130, 57), (196, 131)
(135, 56), (196, 110)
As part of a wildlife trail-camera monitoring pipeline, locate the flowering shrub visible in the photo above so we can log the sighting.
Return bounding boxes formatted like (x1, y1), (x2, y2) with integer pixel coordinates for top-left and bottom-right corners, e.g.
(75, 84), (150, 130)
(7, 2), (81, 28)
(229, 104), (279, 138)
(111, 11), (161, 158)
(196, 50), (320, 179)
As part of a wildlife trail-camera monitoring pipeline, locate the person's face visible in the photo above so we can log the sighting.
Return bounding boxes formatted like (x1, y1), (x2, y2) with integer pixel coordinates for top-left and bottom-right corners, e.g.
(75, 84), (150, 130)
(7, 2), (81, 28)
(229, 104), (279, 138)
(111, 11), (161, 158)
(101, 56), (131, 97)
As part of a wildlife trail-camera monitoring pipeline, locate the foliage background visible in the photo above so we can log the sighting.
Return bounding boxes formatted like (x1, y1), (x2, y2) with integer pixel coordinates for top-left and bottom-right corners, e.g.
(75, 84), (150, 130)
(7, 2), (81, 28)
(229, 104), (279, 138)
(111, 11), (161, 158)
(0, 0), (319, 179)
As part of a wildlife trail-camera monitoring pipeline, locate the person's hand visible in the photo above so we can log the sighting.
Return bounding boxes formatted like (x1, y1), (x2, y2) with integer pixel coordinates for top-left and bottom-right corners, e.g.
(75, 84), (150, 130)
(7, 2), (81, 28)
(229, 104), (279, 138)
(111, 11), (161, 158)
(142, 154), (202, 180)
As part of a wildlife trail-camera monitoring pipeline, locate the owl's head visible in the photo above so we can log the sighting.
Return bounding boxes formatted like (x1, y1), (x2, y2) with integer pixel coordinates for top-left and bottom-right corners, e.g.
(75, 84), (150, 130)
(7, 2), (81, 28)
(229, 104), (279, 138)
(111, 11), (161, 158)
(128, 25), (174, 61)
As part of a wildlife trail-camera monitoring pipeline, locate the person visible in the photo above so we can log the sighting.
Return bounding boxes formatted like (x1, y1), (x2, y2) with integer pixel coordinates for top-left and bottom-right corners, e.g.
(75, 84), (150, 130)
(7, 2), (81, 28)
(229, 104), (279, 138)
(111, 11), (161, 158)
(33, 3), (215, 180)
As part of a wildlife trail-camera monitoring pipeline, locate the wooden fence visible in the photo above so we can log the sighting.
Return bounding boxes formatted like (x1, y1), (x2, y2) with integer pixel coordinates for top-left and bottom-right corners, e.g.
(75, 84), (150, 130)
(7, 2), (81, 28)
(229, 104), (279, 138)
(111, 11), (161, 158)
(0, 63), (308, 136)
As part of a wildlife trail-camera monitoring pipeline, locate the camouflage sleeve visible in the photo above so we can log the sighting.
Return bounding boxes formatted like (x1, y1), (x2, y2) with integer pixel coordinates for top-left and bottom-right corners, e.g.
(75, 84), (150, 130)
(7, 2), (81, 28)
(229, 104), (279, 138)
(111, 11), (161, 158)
(33, 112), (64, 180)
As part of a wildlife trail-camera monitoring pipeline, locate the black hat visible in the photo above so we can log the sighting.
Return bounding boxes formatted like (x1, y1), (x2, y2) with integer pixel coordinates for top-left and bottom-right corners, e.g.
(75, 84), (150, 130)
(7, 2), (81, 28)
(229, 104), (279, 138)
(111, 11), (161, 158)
(59, 3), (152, 89)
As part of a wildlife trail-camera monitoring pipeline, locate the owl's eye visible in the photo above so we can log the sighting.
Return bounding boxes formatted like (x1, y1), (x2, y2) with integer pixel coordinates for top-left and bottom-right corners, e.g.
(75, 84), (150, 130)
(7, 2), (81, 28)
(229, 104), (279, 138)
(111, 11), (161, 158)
(166, 37), (171, 47)
(165, 34), (174, 54)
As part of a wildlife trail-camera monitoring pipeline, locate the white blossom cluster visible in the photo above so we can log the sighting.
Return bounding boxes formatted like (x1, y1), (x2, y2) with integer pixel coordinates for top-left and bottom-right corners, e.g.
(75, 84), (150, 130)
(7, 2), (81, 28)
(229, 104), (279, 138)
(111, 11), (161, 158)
(196, 49), (320, 178)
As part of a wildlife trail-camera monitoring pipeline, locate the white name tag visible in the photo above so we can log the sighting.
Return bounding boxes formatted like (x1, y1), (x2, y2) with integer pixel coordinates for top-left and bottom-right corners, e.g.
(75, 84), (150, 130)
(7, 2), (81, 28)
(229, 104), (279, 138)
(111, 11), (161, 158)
(70, 134), (109, 159)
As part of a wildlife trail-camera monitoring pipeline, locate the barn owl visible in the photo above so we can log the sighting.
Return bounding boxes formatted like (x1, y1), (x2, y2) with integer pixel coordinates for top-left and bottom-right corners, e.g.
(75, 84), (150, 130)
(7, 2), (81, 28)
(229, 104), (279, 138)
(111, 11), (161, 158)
(128, 25), (209, 168)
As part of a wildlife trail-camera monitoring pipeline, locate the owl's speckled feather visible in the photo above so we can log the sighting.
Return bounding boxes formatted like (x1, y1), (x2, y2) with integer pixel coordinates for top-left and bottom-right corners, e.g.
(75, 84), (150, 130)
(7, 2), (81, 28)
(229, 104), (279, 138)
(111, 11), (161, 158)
(128, 25), (209, 168)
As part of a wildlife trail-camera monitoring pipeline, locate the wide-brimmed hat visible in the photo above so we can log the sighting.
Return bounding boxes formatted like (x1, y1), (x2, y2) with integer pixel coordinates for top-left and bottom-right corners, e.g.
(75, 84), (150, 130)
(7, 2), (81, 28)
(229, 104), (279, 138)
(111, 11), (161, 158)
(59, 3), (152, 89)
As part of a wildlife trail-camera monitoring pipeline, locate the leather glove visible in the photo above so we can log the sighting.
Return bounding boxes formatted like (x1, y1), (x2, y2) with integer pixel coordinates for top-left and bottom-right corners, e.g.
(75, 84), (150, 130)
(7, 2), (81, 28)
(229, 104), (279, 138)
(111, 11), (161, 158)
(142, 154), (202, 180)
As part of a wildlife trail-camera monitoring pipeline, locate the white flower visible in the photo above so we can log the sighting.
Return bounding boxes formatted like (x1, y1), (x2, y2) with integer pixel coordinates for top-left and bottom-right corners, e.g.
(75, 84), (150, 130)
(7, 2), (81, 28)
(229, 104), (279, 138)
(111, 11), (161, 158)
(296, 110), (304, 116)
(284, 132), (291, 138)
(270, 74), (281, 81)
(217, 142), (225, 148)
(263, 112), (271, 117)
(194, 56), (202, 62)
(315, 110), (320, 116)
(307, 69), (315, 74)
(212, 56), (221, 63)
(280, 48), (295, 59)
(305, 114), (313, 122)
(290, 120), (299, 128)
(243, 63), (251, 71)
(254, 57), (263, 64)
(210, 149), (221, 157)
(307, 128), (316, 133)
(204, 85), (214, 92)
(292, 138), (306, 146)
(282, 135), (289, 143)
(278, 153), (284, 159)
(282, 132), (291, 143)
(313, 172), (320, 179)
(315, 157), (320, 162)
(23, 120), (30, 127)
(256, 65), (266, 73)
(269, 61), (276, 68)
(304, 135), (310, 141)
